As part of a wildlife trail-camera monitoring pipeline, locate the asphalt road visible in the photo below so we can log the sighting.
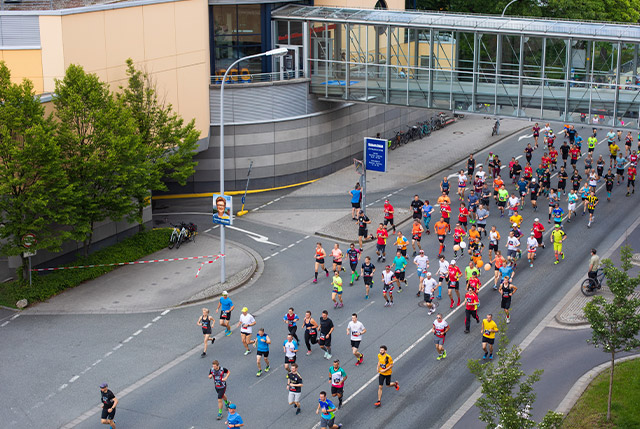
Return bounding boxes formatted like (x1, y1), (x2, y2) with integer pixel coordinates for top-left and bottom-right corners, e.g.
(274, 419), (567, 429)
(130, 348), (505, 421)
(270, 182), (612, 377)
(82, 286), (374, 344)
(1, 122), (637, 429)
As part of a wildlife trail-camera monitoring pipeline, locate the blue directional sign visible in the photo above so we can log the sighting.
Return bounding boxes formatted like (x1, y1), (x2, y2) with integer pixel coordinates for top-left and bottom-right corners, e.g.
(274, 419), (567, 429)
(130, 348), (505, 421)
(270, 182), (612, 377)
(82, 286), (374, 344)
(365, 137), (388, 173)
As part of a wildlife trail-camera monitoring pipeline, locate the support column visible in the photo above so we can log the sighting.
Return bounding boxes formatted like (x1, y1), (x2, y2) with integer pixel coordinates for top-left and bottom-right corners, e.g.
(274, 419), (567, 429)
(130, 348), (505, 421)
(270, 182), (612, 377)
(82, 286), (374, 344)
(564, 39), (572, 122)
(303, 21), (309, 78)
(517, 35), (524, 117)
(613, 41), (622, 126)
(540, 37), (546, 118)
(345, 23), (351, 100)
(385, 25), (391, 104)
(472, 33), (479, 112)
(428, 28), (434, 107)
(495, 34), (501, 115)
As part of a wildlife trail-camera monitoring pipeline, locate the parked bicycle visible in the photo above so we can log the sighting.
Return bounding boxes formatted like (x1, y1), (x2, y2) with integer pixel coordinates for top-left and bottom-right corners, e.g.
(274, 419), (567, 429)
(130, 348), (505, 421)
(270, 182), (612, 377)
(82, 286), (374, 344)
(580, 268), (605, 296)
(168, 222), (198, 249)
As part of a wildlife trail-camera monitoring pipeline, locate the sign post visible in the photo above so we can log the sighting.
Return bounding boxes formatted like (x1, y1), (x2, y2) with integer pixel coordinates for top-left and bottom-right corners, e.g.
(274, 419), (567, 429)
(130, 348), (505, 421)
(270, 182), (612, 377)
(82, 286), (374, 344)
(22, 233), (37, 286)
(362, 137), (388, 214)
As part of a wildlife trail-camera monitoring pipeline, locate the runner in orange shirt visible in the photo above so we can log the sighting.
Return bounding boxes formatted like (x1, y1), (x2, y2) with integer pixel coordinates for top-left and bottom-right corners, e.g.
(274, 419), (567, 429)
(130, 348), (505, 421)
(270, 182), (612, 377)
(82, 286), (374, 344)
(493, 176), (504, 204)
(410, 219), (424, 256)
(434, 218), (449, 256)
(491, 250), (506, 289)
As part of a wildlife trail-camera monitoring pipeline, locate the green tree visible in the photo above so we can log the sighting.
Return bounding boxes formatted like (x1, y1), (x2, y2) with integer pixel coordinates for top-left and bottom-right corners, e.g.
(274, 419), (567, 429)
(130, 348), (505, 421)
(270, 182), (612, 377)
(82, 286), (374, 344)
(118, 59), (199, 231)
(0, 62), (74, 281)
(583, 245), (640, 421)
(468, 325), (563, 429)
(54, 64), (143, 255)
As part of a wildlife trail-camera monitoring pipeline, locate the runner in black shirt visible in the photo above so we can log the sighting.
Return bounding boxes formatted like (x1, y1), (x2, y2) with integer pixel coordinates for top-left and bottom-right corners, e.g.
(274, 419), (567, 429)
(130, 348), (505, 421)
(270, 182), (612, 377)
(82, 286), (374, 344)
(360, 257), (376, 299)
(286, 363), (303, 414)
(511, 160), (522, 184)
(100, 383), (118, 428)
(557, 167), (568, 195)
(524, 144), (534, 164)
(319, 311), (335, 359)
(571, 172), (582, 191)
(357, 210), (373, 250)
(466, 154), (476, 177)
(197, 308), (215, 357)
(529, 179), (540, 212)
(560, 141), (570, 168)
(410, 195), (423, 220)
(346, 243), (361, 285)
(604, 169), (615, 201)
(209, 361), (231, 420)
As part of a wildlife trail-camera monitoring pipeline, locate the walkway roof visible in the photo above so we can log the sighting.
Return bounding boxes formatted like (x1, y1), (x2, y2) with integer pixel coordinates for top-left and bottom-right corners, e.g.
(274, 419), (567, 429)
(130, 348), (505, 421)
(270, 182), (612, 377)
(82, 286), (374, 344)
(272, 5), (640, 43)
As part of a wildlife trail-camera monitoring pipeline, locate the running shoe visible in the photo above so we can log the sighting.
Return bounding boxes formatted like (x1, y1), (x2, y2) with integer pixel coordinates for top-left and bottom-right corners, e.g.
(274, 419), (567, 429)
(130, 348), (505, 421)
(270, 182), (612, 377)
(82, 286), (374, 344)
(365, 295), (369, 299)
(489, 354), (494, 360)
(326, 271), (330, 277)
(384, 302), (390, 307)
(442, 350), (447, 359)
(306, 351), (312, 356)
(327, 353), (332, 360)
(217, 413), (222, 420)
(244, 350), (251, 356)
(225, 330), (232, 336)
(265, 366), (270, 372)
(296, 408), (301, 415)
(334, 302), (338, 309)
(389, 302), (394, 307)
(506, 316), (510, 324)
(428, 309), (435, 315)
(201, 352), (206, 357)
(313, 279), (318, 283)
(554, 260), (559, 264)
(374, 401), (381, 407)
(562, 252), (565, 260)
(437, 354), (443, 361)
(358, 354), (364, 365)
(483, 354), (487, 360)
(338, 303), (344, 308)
(416, 292), (421, 297)
(395, 381), (400, 391)
(256, 370), (262, 377)
(211, 337), (216, 345)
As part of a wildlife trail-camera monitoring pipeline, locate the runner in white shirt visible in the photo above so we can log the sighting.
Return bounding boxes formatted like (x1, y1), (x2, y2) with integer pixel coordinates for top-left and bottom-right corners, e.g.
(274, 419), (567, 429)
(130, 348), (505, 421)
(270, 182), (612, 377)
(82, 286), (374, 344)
(435, 255), (449, 301)
(413, 250), (430, 296)
(488, 226), (500, 261)
(431, 313), (450, 360)
(381, 266), (399, 307)
(346, 313), (366, 365)
(457, 170), (468, 200)
(237, 307), (257, 356)
(507, 194), (520, 217)
(421, 272), (439, 315)
(526, 232), (538, 268)
(505, 231), (521, 263)
(283, 334), (298, 372)
(475, 167), (487, 181)
(588, 171), (598, 191)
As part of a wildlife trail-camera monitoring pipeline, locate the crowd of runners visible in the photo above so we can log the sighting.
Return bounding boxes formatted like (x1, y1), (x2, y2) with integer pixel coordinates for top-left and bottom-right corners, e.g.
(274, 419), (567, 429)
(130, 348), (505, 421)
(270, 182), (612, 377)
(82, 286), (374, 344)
(94, 123), (638, 429)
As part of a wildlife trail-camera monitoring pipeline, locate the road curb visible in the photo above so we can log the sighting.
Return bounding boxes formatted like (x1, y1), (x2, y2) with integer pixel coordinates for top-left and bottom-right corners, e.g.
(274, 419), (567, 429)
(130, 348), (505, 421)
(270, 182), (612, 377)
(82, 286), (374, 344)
(555, 354), (640, 416)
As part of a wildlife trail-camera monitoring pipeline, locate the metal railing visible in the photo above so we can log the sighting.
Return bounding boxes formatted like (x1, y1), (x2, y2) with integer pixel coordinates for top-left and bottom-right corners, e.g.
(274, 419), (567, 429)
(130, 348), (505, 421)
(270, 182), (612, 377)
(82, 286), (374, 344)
(0, 0), (125, 11)
(210, 69), (305, 85)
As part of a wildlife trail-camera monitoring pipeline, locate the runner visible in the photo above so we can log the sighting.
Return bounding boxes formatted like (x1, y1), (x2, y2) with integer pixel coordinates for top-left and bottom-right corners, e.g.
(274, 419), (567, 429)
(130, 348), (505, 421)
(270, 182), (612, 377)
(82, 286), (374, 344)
(481, 314), (499, 360)
(413, 249), (430, 296)
(317, 391), (343, 429)
(314, 242), (330, 283)
(532, 123), (540, 148)
(497, 184), (509, 217)
(209, 360), (231, 420)
(625, 131), (633, 155)
(303, 311), (319, 355)
(411, 219), (425, 255)
(458, 202), (469, 231)
(476, 165), (487, 182)
(440, 198), (452, 232)
(331, 243), (345, 273)
(318, 310), (334, 360)
(452, 223), (466, 258)
(357, 210), (374, 251)
(485, 226), (500, 264)
(481, 182), (492, 209)
(516, 176), (528, 209)
(512, 159), (523, 182)
(383, 199), (396, 233)
(468, 190), (479, 223)
(529, 178), (540, 212)
(566, 190), (578, 222)
(596, 155), (606, 179)
(331, 271), (344, 309)
(560, 140), (570, 168)
(464, 260), (479, 288)
(283, 333), (299, 372)
(587, 134), (597, 154)
(476, 203), (489, 237)
(615, 152), (627, 185)
(457, 170), (468, 201)
(550, 224), (567, 264)
(361, 256), (376, 299)
(350, 183), (362, 220)
(375, 223), (388, 262)
(99, 383), (118, 429)
(237, 307), (256, 355)
(395, 231), (409, 258)
(499, 278), (518, 324)
(374, 345), (400, 407)
(609, 138), (620, 168)
(531, 218), (545, 249)
(381, 265), (399, 307)
(346, 243), (361, 286)
(216, 291), (235, 336)
(347, 313), (366, 365)
(526, 232), (538, 268)
(422, 199), (434, 234)
(392, 250), (407, 292)
(509, 208), (523, 229)
(552, 203), (564, 227)
(422, 272), (439, 315)
(604, 168), (615, 201)
(505, 230), (521, 265)
(329, 360), (348, 408)
(493, 175), (504, 204)
(549, 146), (559, 171)
(499, 261), (515, 290)
(627, 162), (637, 196)
(464, 287), (480, 334)
(467, 153), (476, 177)
(586, 190), (599, 228)
(434, 217), (449, 255)
(286, 363), (303, 414)
(253, 328), (270, 377)
(468, 269), (481, 293)
(283, 308), (300, 342)
(570, 144), (581, 170)
(447, 259), (463, 308)
(435, 254), (449, 300)
(410, 194), (424, 223)
(197, 308), (215, 357)
(431, 313), (450, 360)
(440, 176), (450, 195)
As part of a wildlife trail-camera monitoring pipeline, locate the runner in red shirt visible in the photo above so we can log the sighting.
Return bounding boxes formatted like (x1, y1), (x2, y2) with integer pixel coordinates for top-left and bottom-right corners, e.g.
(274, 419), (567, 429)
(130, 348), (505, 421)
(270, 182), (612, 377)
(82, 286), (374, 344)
(467, 273), (481, 293)
(531, 218), (546, 249)
(452, 223), (465, 258)
(440, 203), (452, 232)
(523, 163), (533, 181)
(447, 260), (462, 308)
(549, 147), (559, 171)
(383, 200), (396, 233)
(541, 152), (550, 169)
(627, 164), (636, 196)
(569, 145), (581, 169)
(463, 288), (480, 333)
(458, 203), (469, 231)
(376, 223), (389, 262)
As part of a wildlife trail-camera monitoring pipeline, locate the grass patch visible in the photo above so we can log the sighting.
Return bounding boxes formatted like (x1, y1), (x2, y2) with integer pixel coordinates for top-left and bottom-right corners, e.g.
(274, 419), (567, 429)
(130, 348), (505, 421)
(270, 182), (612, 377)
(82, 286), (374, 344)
(0, 228), (171, 308)
(562, 357), (640, 429)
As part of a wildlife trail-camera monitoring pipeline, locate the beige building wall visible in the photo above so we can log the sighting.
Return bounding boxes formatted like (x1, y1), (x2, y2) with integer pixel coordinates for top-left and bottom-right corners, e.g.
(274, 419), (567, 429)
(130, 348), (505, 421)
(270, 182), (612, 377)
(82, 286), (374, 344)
(37, 0), (210, 138)
(0, 50), (44, 93)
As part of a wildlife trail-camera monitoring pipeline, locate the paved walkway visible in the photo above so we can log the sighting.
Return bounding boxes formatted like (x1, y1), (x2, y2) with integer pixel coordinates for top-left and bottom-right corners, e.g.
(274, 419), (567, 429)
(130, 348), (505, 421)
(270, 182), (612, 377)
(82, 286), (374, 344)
(25, 234), (258, 314)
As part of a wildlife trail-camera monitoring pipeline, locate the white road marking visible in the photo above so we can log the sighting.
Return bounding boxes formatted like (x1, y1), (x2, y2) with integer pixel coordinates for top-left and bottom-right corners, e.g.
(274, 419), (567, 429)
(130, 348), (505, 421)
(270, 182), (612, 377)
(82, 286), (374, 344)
(296, 239), (303, 244)
(204, 228), (212, 233)
(92, 359), (102, 366)
(10, 314), (20, 320)
(58, 384), (68, 391)
(113, 344), (123, 351)
(161, 309), (171, 316)
(271, 252), (279, 257)
(80, 367), (92, 374)
(152, 316), (161, 322)
(226, 225), (280, 246)
(123, 336), (133, 343)
(143, 323), (152, 329)
(103, 352), (113, 358)
(304, 235), (310, 239)
(288, 244), (295, 248)
(1, 321), (8, 327)
(264, 256), (271, 261)
(515, 155), (523, 160)
(69, 375), (79, 383)
(133, 329), (143, 336)
(518, 133), (533, 141)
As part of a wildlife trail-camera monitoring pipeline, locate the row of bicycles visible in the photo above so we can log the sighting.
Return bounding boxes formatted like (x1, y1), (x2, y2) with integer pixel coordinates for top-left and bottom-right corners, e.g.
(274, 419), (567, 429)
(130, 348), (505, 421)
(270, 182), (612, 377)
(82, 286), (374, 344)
(386, 112), (460, 150)
(168, 222), (198, 249)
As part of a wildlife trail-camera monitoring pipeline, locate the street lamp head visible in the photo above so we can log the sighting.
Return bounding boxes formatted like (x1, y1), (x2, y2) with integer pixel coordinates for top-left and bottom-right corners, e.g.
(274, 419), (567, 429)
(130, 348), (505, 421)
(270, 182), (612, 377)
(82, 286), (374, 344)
(266, 47), (288, 57)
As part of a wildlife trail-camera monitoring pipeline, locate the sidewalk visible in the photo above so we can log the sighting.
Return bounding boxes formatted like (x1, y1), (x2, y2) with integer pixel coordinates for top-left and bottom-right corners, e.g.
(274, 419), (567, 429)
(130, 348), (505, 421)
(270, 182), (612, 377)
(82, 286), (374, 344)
(25, 234), (259, 314)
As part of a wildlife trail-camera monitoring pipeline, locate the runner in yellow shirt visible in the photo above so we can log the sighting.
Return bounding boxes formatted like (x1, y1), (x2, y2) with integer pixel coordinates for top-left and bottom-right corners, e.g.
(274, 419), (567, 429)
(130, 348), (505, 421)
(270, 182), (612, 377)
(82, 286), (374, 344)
(549, 224), (566, 265)
(331, 271), (343, 308)
(374, 345), (399, 407)
(481, 314), (499, 359)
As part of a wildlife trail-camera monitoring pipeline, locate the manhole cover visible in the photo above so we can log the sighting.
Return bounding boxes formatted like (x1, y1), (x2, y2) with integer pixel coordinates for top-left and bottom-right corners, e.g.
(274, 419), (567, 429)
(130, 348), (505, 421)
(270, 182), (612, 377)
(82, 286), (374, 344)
(453, 131), (464, 135)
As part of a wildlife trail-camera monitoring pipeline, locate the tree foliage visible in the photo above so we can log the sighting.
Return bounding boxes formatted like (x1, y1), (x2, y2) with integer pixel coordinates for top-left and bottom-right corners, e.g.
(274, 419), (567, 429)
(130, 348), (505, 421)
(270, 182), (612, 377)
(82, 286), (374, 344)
(117, 58), (199, 230)
(0, 62), (74, 279)
(583, 245), (640, 421)
(468, 325), (563, 429)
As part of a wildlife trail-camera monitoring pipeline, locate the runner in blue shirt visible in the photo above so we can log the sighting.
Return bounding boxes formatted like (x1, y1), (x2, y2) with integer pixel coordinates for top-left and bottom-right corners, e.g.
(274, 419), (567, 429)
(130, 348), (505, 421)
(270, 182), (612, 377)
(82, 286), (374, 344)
(552, 203), (564, 226)
(316, 391), (342, 429)
(421, 200), (434, 233)
(350, 183), (362, 220)
(216, 291), (235, 336)
(496, 263), (514, 290)
(253, 328), (270, 377)
(225, 404), (244, 428)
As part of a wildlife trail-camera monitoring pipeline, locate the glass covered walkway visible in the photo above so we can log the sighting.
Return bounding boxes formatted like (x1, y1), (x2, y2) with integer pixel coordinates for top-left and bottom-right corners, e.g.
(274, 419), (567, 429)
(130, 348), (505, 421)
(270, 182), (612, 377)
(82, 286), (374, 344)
(273, 5), (640, 128)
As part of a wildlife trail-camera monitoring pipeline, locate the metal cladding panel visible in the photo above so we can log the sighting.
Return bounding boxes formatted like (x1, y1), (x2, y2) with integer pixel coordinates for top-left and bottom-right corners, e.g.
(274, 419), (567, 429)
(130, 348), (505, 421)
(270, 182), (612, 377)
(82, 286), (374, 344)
(0, 15), (40, 48)
(211, 82), (311, 124)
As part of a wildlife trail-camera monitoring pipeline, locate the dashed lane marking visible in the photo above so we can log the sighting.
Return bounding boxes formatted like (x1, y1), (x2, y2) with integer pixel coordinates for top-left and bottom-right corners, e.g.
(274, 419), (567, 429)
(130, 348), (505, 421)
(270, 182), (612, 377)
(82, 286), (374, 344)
(143, 323), (152, 329)
(161, 309), (171, 316)
(123, 336), (134, 343)
(133, 329), (143, 336)
(264, 256), (271, 261)
(152, 316), (161, 322)
(69, 375), (79, 383)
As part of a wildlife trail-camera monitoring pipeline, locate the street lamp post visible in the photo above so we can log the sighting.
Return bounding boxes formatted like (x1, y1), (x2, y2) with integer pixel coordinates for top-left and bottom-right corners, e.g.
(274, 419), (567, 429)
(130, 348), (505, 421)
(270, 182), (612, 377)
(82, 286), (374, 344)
(219, 47), (288, 284)
(501, 0), (518, 17)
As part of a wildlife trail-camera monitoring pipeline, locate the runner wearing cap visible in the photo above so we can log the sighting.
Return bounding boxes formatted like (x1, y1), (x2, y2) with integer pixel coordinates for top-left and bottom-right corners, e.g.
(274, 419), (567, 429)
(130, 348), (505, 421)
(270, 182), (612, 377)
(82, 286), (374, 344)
(237, 307), (256, 355)
(526, 232), (538, 268)
(381, 265), (399, 307)
(225, 404), (244, 428)
(531, 218), (545, 249)
(216, 291), (235, 336)
(422, 272), (438, 314)
(413, 249), (429, 296)
(99, 383), (118, 428)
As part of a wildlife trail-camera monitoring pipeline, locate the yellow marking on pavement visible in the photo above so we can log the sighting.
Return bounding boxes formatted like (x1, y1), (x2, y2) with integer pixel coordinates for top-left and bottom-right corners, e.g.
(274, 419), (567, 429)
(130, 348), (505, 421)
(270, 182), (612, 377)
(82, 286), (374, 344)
(152, 179), (319, 200)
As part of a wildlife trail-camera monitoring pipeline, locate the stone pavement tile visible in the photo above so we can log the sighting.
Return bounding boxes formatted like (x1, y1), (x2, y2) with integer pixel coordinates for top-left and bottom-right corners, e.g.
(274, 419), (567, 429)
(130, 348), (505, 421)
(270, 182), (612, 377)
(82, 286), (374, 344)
(315, 207), (411, 243)
(25, 235), (258, 314)
(246, 209), (347, 236)
(556, 289), (640, 325)
(290, 116), (531, 197)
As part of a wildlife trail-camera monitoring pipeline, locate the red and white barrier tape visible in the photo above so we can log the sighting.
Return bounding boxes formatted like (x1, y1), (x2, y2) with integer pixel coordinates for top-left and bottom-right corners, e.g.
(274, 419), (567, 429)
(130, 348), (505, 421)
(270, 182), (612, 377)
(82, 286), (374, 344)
(195, 255), (224, 278)
(31, 254), (225, 272)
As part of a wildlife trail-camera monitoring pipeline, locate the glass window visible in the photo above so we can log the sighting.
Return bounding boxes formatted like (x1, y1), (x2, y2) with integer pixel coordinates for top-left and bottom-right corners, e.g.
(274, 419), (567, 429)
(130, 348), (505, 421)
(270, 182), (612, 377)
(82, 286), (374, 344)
(212, 5), (264, 76)
(213, 5), (236, 35)
(237, 5), (261, 34)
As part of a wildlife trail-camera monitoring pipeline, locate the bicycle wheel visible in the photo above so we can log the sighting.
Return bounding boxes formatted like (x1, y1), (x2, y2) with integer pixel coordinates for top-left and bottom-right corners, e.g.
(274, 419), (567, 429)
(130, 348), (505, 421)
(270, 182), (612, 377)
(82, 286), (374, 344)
(176, 231), (185, 249)
(580, 278), (597, 296)
(168, 232), (177, 249)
